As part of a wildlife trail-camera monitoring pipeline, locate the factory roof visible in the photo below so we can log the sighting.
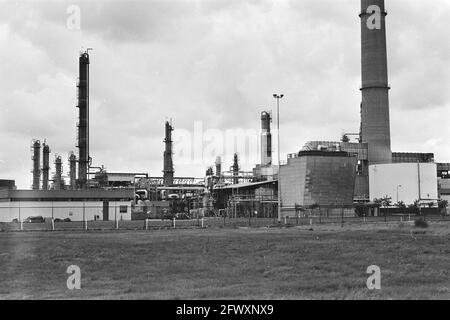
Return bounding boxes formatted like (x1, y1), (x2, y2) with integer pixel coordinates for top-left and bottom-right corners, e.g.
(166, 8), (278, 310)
(0, 189), (135, 201)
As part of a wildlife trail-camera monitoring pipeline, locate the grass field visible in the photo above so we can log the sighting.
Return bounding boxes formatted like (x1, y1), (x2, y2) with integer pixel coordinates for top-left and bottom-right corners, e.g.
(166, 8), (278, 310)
(0, 221), (449, 300)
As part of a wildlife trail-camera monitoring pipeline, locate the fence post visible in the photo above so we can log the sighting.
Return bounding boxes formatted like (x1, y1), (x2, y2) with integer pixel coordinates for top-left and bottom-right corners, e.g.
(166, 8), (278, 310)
(310, 218), (313, 226)
(20, 218), (23, 231)
(145, 218), (148, 230)
(116, 218), (119, 230)
(52, 218), (55, 231)
(201, 217), (204, 229)
(284, 216), (287, 225)
(173, 218), (176, 229)
(83, 202), (86, 231)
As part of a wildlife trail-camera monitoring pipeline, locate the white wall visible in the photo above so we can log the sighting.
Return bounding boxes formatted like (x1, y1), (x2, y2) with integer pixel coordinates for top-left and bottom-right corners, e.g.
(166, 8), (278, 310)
(369, 163), (438, 205)
(0, 201), (132, 222)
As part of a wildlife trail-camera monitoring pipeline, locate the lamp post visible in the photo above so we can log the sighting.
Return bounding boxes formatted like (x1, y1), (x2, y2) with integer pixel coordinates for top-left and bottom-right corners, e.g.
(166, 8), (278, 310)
(273, 94), (284, 223)
(396, 184), (402, 203)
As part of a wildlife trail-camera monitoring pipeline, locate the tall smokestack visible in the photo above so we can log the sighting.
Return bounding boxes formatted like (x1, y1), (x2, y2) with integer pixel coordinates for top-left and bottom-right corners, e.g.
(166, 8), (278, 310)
(31, 140), (41, 190)
(53, 155), (63, 190)
(360, 0), (392, 165)
(163, 120), (174, 186)
(77, 50), (90, 189)
(261, 111), (272, 166)
(42, 142), (50, 190)
(69, 152), (77, 190)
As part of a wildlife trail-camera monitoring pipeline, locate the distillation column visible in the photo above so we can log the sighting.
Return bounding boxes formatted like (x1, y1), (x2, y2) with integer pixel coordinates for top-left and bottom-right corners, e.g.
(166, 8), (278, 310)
(32, 140), (41, 190)
(42, 143), (50, 190)
(163, 121), (174, 186)
(69, 152), (77, 190)
(261, 111), (272, 166)
(77, 51), (90, 188)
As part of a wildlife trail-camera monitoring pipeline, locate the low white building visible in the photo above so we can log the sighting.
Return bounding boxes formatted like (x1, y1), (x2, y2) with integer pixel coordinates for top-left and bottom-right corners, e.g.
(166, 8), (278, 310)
(0, 189), (134, 222)
(369, 163), (438, 205)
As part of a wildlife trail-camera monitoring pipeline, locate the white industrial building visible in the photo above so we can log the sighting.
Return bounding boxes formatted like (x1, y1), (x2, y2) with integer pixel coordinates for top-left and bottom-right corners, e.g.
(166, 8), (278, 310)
(369, 163), (438, 205)
(0, 189), (134, 223)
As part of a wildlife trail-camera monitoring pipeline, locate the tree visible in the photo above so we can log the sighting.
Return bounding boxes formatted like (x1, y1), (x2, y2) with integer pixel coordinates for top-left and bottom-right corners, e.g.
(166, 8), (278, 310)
(396, 201), (406, 214)
(380, 195), (392, 208)
(341, 134), (350, 143)
(438, 200), (448, 216)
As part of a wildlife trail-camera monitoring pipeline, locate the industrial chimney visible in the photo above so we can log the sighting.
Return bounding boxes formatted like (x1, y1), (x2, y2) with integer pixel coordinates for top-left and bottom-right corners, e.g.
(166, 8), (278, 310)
(163, 120), (174, 186)
(77, 50), (90, 189)
(31, 140), (41, 190)
(359, 0), (392, 165)
(53, 155), (63, 190)
(69, 152), (77, 190)
(261, 111), (272, 166)
(42, 142), (50, 190)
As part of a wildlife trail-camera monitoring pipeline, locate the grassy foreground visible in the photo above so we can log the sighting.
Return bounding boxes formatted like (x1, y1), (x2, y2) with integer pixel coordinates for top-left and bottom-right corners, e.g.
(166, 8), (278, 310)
(0, 222), (449, 299)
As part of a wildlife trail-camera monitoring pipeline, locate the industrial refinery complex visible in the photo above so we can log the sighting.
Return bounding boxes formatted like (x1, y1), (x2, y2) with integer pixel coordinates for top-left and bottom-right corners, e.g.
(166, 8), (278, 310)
(1, 0), (449, 223)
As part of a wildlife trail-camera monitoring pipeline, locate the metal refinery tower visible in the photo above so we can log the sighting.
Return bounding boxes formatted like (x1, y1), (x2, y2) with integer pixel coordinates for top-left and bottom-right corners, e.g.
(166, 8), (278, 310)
(359, 0), (392, 165)
(76, 50), (90, 188)
(163, 120), (174, 186)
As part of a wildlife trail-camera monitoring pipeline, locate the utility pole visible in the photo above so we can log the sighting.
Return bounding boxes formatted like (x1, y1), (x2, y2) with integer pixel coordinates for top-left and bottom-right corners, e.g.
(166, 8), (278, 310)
(273, 94), (284, 223)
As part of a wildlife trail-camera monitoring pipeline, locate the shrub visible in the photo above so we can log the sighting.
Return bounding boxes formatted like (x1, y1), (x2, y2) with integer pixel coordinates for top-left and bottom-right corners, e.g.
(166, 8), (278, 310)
(414, 218), (428, 228)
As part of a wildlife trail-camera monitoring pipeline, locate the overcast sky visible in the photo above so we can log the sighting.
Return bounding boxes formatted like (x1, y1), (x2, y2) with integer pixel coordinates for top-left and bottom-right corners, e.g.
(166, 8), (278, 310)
(0, 0), (449, 189)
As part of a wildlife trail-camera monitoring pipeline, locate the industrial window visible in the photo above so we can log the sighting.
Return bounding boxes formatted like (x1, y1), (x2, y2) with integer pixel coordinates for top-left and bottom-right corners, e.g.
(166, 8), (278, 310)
(119, 205), (128, 213)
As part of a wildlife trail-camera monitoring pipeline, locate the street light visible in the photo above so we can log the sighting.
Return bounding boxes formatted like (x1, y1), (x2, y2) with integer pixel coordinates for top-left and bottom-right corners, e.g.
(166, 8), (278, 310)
(396, 184), (402, 203)
(273, 94), (284, 223)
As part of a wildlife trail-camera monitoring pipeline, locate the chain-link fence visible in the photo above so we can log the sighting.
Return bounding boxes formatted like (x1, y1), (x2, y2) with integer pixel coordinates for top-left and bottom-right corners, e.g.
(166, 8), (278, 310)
(1, 205), (449, 232)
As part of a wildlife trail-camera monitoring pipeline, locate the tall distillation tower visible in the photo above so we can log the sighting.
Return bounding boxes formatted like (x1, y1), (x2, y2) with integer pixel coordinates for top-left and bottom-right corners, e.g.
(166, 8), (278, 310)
(77, 50), (90, 188)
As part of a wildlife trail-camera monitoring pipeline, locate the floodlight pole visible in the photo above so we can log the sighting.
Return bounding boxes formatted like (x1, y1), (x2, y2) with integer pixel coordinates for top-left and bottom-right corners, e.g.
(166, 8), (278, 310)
(273, 94), (284, 223)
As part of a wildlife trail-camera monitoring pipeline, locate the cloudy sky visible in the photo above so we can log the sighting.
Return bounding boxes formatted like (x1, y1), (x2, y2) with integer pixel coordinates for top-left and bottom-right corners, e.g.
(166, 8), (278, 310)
(0, 0), (449, 189)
